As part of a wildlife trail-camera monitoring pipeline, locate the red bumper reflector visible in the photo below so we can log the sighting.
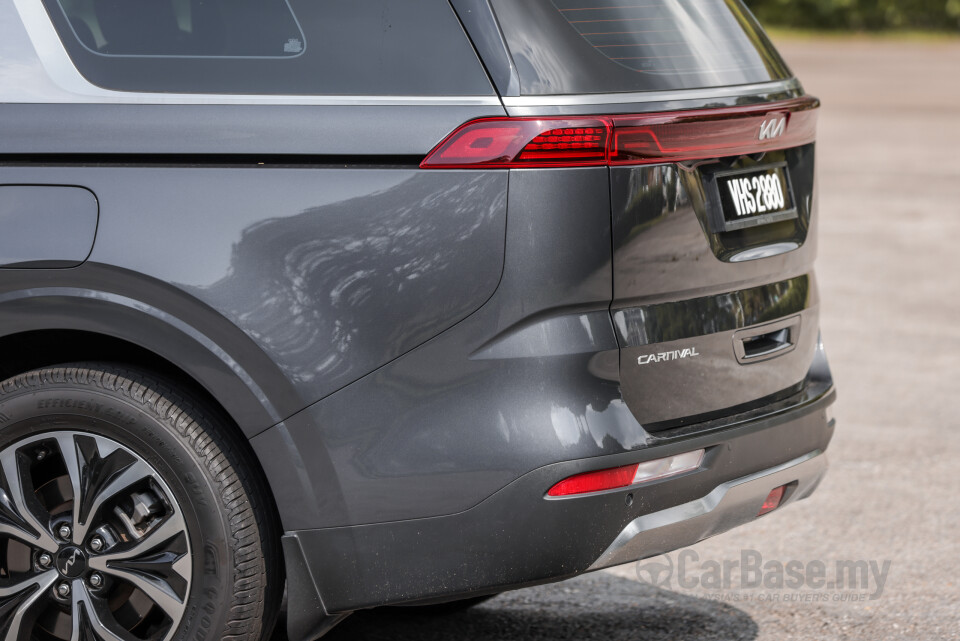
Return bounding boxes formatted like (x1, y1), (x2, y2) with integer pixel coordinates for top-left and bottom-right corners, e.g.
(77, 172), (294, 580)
(547, 464), (639, 497)
(758, 485), (786, 516)
(421, 96), (818, 169)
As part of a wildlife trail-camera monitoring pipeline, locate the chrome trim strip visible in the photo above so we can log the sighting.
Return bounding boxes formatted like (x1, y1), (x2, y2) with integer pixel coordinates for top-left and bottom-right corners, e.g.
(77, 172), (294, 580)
(501, 79), (803, 108)
(9, 0), (501, 106)
(589, 449), (827, 570)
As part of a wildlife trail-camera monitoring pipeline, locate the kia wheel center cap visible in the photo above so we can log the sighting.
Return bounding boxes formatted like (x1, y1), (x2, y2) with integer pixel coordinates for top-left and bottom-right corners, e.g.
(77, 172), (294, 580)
(56, 546), (88, 579)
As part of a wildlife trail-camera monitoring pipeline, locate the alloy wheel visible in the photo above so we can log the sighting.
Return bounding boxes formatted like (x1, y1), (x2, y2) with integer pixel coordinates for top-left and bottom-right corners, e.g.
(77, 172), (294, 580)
(0, 431), (191, 641)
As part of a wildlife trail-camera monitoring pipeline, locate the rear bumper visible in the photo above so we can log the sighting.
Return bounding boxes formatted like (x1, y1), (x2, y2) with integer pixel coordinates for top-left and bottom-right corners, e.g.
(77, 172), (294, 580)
(283, 379), (835, 616)
(589, 448), (827, 570)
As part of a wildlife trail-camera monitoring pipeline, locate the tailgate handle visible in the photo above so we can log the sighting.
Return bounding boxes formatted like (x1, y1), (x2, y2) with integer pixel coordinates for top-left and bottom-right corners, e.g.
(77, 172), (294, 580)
(734, 316), (801, 364)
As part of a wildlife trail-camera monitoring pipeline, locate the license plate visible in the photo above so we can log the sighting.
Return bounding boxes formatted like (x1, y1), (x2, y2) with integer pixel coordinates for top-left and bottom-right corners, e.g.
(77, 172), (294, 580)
(716, 164), (797, 231)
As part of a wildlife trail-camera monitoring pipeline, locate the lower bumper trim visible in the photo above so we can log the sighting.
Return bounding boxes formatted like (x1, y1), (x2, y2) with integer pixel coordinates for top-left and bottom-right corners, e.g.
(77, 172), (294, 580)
(588, 449), (827, 570)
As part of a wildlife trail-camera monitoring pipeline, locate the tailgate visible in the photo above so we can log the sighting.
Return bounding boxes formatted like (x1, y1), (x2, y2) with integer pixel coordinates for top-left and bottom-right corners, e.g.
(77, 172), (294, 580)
(611, 136), (820, 430)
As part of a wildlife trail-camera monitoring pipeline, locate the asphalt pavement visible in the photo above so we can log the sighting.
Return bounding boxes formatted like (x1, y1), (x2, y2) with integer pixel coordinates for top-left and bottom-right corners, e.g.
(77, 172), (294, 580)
(274, 37), (960, 641)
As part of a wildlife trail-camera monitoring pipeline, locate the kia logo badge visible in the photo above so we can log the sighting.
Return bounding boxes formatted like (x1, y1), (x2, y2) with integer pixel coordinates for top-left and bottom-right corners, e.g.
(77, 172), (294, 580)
(758, 116), (787, 141)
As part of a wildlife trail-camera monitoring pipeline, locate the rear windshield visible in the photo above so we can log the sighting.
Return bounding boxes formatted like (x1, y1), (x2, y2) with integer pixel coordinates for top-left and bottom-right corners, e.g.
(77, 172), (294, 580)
(489, 0), (792, 95)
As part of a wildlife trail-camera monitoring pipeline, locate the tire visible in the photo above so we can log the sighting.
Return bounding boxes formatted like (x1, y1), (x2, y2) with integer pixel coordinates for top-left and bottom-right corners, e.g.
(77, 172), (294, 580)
(0, 363), (282, 641)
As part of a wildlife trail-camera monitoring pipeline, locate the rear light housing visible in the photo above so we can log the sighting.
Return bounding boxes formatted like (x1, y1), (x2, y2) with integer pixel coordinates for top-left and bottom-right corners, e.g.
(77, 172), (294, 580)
(547, 449), (705, 497)
(421, 97), (818, 169)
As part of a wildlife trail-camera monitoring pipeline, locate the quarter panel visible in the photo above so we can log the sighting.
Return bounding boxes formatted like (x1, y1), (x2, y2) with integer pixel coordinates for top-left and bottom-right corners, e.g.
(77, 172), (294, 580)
(0, 167), (509, 406)
(265, 168), (629, 530)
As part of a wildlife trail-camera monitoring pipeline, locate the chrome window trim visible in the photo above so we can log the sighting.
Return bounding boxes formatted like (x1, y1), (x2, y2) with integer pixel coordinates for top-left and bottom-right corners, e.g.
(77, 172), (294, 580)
(500, 79), (803, 108)
(9, 0), (501, 106)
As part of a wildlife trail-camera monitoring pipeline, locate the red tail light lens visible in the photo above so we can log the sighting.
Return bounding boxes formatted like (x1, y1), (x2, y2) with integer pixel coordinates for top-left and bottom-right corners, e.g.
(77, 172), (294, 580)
(520, 125), (608, 162)
(610, 98), (819, 165)
(421, 97), (818, 169)
(420, 118), (609, 168)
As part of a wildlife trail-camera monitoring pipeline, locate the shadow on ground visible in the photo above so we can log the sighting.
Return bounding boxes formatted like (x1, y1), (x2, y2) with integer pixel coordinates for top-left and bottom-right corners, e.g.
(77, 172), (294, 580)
(272, 573), (757, 641)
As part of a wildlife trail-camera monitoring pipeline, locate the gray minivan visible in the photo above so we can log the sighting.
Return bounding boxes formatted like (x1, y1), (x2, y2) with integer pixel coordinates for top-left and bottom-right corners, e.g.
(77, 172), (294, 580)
(0, 1), (835, 639)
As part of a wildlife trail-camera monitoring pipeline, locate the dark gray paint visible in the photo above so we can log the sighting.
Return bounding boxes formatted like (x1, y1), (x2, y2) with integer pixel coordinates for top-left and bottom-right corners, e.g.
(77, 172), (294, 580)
(0, 166), (508, 427)
(292, 376), (835, 612)
(0, 185), (97, 267)
(0, 279), (288, 433)
(253, 167), (625, 529)
(0, 103), (505, 155)
(187, 170), (509, 399)
(619, 308), (818, 426)
(449, 0), (520, 96)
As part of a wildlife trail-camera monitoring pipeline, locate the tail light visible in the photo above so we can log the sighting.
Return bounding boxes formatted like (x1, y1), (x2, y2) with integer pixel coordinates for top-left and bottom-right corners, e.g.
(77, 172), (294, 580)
(421, 118), (609, 168)
(421, 97), (818, 169)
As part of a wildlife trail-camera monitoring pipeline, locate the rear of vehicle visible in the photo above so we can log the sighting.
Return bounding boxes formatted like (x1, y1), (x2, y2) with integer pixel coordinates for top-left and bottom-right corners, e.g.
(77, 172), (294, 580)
(310, 0), (835, 606)
(0, 1), (834, 640)
(286, 0), (834, 625)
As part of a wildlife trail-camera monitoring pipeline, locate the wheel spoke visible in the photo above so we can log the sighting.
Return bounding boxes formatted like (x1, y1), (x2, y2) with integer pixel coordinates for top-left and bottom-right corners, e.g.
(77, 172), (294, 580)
(99, 566), (184, 624)
(0, 571), (57, 599)
(0, 449), (58, 553)
(0, 474), (42, 549)
(54, 434), (85, 544)
(54, 435), (149, 545)
(0, 570), (56, 641)
(89, 511), (189, 622)
(79, 458), (154, 543)
(71, 582), (137, 641)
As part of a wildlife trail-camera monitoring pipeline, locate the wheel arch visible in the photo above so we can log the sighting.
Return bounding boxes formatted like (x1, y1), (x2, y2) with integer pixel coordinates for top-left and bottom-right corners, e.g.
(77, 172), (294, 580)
(0, 327), (242, 435)
(0, 288), (297, 437)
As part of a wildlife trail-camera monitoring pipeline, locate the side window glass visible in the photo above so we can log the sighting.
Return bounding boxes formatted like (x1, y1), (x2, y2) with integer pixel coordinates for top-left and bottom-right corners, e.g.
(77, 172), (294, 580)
(38, 0), (495, 96)
(50, 0), (305, 58)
